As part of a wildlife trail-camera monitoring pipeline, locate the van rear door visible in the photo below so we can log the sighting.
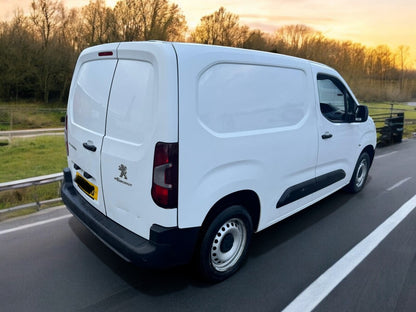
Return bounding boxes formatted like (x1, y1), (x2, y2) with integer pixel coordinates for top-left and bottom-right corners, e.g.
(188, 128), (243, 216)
(66, 44), (119, 215)
(100, 42), (179, 239)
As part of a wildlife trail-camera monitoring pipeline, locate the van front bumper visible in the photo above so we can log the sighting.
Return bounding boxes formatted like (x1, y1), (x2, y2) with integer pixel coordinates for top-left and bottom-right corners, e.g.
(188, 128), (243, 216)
(61, 168), (200, 268)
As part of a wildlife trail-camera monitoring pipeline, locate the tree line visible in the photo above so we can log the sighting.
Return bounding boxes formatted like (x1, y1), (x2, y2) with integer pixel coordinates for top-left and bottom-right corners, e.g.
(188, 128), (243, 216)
(0, 0), (415, 103)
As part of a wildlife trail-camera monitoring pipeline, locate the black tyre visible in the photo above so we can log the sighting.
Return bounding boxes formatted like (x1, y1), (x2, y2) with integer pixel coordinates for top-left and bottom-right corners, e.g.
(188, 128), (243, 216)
(197, 205), (253, 282)
(346, 152), (370, 193)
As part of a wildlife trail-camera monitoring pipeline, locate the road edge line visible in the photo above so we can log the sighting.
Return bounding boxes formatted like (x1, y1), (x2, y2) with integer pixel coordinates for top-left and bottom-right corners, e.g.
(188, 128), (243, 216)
(0, 214), (72, 236)
(282, 194), (416, 312)
(387, 177), (412, 191)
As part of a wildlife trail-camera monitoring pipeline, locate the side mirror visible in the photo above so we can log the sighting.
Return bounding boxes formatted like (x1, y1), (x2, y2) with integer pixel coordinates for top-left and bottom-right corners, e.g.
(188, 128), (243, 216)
(355, 105), (368, 122)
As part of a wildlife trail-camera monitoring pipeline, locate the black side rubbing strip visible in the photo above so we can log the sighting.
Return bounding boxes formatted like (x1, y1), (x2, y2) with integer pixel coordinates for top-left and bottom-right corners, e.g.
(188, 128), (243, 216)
(316, 169), (346, 190)
(276, 169), (346, 208)
(276, 177), (316, 208)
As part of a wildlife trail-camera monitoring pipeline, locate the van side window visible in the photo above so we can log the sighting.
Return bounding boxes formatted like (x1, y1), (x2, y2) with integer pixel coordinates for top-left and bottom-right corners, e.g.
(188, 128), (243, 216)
(198, 63), (308, 133)
(317, 74), (354, 123)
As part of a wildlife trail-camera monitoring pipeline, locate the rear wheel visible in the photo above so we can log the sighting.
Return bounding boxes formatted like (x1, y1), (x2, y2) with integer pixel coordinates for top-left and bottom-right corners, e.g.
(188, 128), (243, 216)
(197, 205), (252, 282)
(347, 152), (370, 193)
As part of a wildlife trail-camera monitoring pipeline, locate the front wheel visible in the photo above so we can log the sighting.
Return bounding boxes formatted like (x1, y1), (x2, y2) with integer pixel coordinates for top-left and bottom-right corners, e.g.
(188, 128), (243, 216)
(346, 152), (370, 193)
(197, 205), (253, 282)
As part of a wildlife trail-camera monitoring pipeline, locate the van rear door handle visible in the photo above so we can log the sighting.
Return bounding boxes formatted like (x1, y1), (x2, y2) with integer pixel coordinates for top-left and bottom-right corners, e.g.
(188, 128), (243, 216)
(321, 132), (333, 139)
(83, 142), (97, 152)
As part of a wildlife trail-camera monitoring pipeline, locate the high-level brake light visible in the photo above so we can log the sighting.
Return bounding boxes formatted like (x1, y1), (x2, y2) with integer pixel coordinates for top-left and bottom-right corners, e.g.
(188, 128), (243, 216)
(98, 51), (113, 57)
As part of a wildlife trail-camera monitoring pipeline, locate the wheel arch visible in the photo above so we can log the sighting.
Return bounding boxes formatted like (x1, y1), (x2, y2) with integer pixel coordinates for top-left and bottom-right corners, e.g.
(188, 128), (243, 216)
(200, 190), (261, 234)
(362, 144), (375, 167)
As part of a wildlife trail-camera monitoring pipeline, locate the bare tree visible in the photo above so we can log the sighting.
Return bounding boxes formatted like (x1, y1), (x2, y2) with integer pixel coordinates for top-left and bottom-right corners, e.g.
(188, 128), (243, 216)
(57, 7), (83, 52)
(30, 0), (61, 48)
(397, 45), (410, 91)
(243, 29), (271, 51)
(81, 0), (118, 46)
(0, 9), (38, 101)
(113, 0), (187, 41)
(190, 7), (248, 47)
(1, 2), (415, 103)
(113, 0), (141, 41)
(29, 0), (65, 103)
(368, 45), (395, 85)
(274, 24), (317, 55)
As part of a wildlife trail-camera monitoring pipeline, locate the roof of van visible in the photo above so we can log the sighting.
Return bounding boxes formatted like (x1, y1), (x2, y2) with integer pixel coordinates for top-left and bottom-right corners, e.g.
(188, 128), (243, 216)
(166, 41), (334, 70)
(83, 41), (336, 74)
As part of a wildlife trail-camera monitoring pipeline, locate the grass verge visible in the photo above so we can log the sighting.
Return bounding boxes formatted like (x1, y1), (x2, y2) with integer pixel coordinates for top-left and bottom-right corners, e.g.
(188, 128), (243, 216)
(0, 136), (66, 182)
(0, 136), (66, 213)
(0, 102), (66, 130)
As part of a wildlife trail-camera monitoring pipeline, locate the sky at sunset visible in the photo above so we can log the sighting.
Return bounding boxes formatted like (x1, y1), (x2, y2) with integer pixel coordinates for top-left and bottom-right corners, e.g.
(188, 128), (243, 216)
(1, 0), (415, 61)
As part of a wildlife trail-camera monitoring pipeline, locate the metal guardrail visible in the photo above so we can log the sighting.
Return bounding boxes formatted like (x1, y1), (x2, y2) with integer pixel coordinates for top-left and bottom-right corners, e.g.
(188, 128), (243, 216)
(0, 198), (63, 214)
(0, 173), (63, 214)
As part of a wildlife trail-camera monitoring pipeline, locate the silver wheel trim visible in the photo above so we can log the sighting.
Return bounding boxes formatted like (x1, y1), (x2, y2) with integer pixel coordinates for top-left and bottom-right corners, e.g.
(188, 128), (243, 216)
(355, 158), (368, 188)
(210, 218), (247, 272)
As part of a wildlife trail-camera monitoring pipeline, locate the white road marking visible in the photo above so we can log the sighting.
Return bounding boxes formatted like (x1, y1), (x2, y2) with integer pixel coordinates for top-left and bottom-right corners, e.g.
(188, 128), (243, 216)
(0, 214), (72, 236)
(387, 177), (412, 191)
(282, 194), (416, 312)
(374, 151), (398, 160)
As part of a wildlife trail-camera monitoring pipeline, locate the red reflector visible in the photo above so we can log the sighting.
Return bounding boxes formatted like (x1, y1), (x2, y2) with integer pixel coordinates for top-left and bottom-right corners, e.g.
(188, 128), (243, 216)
(152, 184), (170, 207)
(98, 51), (113, 57)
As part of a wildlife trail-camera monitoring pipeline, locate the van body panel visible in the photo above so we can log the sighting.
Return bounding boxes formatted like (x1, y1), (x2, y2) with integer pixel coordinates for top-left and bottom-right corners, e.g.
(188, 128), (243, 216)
(173, 43), (319, 229)
(61, 168), (199, 268)
(63, 41), (377, 271)
(100, 42), (179, 239)
(311, 64), (377, 194)
(66, 44), (119, 214)
(67, 42), (178, 240)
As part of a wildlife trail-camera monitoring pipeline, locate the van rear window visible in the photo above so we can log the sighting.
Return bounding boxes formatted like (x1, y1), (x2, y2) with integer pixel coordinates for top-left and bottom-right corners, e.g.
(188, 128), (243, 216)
(105, 60), (155, 144)
(72, 60), (117, 134)
(197, 63), (308, 134)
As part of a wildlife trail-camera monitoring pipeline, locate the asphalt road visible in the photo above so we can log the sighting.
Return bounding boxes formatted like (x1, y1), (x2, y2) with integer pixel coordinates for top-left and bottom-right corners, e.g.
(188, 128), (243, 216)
(1, 139), (416, 312)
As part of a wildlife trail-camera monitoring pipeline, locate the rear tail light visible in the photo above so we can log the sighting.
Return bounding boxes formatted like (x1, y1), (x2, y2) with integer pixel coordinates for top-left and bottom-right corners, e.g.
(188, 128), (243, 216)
(151, 142), (178, 208)
(64, 114), (69, 156)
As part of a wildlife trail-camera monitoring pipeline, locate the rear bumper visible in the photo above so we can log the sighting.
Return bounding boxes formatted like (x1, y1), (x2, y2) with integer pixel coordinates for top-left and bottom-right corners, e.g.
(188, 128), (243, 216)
(61, 168), (199, 268)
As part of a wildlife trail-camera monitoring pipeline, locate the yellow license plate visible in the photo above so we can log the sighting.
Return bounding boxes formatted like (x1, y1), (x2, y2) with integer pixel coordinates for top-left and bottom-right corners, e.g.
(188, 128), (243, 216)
(75, 172), (98, 200)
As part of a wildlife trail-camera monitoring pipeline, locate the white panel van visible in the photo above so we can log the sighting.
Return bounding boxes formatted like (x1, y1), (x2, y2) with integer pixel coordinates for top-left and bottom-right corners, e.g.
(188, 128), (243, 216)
(61, 41), (376, 282)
